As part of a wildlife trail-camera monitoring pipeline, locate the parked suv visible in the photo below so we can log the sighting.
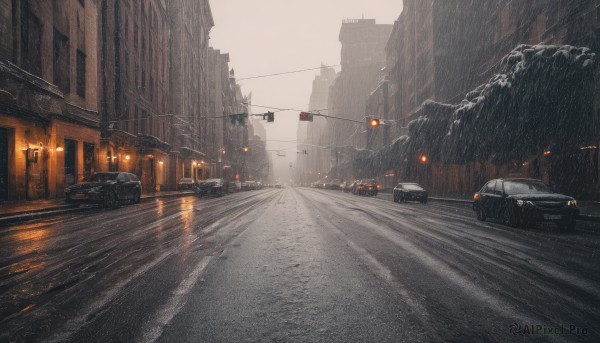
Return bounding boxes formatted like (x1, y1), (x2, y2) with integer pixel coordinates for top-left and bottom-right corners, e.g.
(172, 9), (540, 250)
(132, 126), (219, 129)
(473, 178), (579, 230)
(65, 172), (142, 209)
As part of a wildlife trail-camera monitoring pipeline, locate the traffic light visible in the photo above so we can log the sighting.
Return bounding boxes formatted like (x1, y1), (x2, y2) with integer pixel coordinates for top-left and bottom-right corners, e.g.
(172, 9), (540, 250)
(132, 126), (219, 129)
(368, 118), (380, 128)
(242, 146), (250, 153)
(419, 154), (428, 164)
(299, 112), (313, 122)
(267, 111), (274, 122)
(231, 113), (247, 126)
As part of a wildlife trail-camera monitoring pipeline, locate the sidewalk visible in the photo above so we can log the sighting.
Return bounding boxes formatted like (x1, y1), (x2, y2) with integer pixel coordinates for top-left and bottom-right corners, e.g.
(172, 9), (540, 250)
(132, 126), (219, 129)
(429, 197), (600, 222)
(0, 191), (196, 225)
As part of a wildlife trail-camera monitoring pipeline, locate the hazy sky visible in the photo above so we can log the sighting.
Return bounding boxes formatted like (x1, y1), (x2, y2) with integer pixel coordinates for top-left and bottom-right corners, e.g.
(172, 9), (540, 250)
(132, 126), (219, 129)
(209, 0), (404, 182)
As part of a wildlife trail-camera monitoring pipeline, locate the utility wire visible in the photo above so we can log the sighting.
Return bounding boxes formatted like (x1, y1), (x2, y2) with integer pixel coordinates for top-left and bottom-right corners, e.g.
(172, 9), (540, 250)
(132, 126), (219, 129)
(237, 65), (341, 81)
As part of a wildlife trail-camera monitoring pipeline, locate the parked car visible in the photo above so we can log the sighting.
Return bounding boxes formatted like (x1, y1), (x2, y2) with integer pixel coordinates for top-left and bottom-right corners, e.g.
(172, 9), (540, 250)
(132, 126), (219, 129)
(356, 179), (378, 196)
(204, 178), (229, 197)
(393, 183), (428, 204)
(473, 178), (579, 230)
(328, 179), (342, 190)
(65, 172), (141, 208)
(343, 180), (357, 193)
(232, 180), (242, 192)
(178, 177), (196, 191)
(246, 181), (258, 190)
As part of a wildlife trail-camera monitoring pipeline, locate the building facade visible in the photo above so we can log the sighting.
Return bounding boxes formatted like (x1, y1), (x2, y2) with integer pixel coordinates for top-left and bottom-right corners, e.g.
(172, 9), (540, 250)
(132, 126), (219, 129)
(0, 0), (100, 201)
(328, 19), (392, 151)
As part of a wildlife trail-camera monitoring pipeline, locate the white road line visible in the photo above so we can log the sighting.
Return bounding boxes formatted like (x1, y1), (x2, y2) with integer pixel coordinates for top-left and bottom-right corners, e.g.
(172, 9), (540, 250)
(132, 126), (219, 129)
(139, 256), (213, 343)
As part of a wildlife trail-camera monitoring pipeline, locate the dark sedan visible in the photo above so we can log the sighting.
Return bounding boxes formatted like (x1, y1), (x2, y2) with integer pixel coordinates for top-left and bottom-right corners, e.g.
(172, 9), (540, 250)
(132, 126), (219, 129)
(393, 183), (428, 204)
(65, 172), (142, 208)
(203, 178), (229, 197)
(473, 178), (579, 230)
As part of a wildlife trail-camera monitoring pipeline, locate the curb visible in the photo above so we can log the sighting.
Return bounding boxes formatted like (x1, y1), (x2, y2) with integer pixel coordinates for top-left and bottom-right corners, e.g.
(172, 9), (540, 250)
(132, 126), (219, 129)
(0, 192), (197, 226)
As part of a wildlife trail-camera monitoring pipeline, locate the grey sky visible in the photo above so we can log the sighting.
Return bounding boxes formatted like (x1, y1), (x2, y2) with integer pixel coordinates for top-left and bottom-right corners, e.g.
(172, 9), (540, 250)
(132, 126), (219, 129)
(209, 1), (404, 182)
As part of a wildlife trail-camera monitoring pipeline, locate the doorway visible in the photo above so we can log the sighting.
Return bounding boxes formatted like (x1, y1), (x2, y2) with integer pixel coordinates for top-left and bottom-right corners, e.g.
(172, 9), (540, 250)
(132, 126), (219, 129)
(64, 139), (78, 186)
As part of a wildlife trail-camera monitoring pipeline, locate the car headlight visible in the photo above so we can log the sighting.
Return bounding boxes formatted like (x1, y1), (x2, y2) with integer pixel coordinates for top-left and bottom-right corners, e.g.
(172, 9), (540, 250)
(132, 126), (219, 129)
(567, 200), (577, 207)
(516, 199), (535, 207)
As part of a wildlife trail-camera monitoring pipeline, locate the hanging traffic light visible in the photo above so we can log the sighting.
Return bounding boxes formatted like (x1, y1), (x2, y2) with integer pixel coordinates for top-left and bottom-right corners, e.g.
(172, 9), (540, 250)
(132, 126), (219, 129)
(242, 146), (250, 153)
(419, 154), (428, 164)
(267, 111), (275, 122)
(230, 113), (247, 126)
(299, 112), (313, 122)
(369, 118), (380, 128)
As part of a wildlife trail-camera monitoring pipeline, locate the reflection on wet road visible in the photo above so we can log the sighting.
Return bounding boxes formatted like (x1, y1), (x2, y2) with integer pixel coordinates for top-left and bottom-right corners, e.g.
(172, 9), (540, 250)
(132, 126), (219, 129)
(1, 188), (599, 342)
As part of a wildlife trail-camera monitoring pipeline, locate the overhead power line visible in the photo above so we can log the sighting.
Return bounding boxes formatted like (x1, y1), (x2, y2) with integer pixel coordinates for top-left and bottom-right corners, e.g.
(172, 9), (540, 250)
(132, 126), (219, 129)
(237, 64), (341, 81)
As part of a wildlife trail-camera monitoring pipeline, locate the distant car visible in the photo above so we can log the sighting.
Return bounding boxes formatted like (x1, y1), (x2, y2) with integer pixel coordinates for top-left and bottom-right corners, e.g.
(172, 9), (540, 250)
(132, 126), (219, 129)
(65, 172), (141, 208)
(393, 183), (428, 204)
(178, 177), (196, 190)
(246, 181), (258, 190)
(232, 180), (242, 192)
(356, 179), (378, 196)
(473, 178), (579, 230)
(328, 179), (342, 190)
(343, 180), (357, 193)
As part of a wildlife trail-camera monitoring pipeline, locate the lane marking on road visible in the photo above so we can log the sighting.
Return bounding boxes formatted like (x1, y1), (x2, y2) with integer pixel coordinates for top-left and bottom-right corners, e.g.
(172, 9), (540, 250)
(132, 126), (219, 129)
(46, 250), (175, 343)
(139, 256), (213, 343)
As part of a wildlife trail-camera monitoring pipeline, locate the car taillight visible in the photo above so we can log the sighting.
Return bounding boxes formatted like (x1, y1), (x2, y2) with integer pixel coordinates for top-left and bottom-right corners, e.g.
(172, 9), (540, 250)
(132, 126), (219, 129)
(474, 193), (480, 201)
(376, 184), (380, 189)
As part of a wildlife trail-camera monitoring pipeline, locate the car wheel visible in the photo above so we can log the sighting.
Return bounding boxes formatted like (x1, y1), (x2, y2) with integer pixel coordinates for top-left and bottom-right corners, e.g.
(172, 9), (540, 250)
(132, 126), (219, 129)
(393, 193), (399, 203)
(104, 191), (118, 209)
(476, 207), (486, 221)
(133, 190), (141, 204)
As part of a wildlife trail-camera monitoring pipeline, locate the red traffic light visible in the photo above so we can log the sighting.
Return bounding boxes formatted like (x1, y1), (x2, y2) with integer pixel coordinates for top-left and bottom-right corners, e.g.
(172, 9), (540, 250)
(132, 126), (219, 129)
(242, 146), (250, 153)
(299, 112), (313, 122)
(419, 154), (428, 163)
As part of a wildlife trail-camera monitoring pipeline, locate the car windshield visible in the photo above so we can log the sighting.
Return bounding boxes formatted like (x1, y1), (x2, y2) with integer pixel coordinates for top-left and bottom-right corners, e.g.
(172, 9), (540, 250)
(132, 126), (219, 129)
(503, 180), (551, 195)
(402, 184), (423, 191)
(83, 173), (117, 182)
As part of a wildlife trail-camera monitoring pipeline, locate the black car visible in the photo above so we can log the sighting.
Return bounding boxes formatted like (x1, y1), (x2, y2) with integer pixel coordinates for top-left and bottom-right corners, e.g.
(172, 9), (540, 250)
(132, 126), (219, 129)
(65, 172), (142, 208)
(393, 183), (428, 204)
(473, 178), (579, 230)
(204, 178), (229, 197)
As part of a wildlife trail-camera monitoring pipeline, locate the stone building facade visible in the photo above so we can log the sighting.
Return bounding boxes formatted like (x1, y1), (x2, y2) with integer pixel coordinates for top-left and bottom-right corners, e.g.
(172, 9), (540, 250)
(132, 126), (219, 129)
(0, 0), (100, 201)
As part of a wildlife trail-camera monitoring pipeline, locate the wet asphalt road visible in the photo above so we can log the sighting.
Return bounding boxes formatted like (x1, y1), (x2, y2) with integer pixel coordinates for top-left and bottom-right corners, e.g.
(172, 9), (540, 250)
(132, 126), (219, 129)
(1, 187), (599, 342)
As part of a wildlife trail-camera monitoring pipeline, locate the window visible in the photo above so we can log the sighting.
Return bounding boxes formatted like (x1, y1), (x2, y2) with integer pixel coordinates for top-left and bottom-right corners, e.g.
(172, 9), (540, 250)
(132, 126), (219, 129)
(79, 0), (84, 7)
(20, 3), (42, 77)
(53, 28), (70, 93)
(83, 143), (95, 178)
(134, 23), (138, 50)
(134, 106), (139, 134)
(142, 110), (147, 134)
(76, 50), (86, 97)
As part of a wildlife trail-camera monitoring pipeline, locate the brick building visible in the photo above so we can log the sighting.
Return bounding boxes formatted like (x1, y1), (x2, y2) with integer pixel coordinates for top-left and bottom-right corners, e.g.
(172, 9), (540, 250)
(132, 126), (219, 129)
(0, 0), (100, 201)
